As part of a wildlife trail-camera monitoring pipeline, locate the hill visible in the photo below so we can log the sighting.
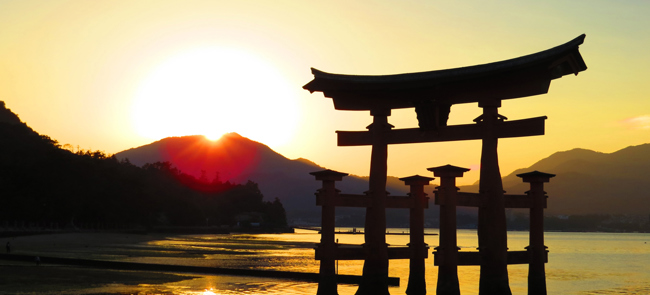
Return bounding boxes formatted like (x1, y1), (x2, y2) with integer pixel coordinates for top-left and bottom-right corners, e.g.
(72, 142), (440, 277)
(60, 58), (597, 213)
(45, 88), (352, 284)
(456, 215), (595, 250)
(115, 134), (413, 223)
(460, 145), (650, 216)
(0, 102), (287, 229)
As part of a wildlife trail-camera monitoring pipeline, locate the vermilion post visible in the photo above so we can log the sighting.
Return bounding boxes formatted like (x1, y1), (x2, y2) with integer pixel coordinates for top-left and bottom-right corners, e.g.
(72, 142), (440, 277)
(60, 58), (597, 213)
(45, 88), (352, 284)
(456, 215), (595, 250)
(357, 109), (392, 295)
(428, 165), (469, 295)
(311, 169), (348, 295)
(477, 99), (512, 295)
(400, 175), (434, 295)
(517, 171), (554, 295)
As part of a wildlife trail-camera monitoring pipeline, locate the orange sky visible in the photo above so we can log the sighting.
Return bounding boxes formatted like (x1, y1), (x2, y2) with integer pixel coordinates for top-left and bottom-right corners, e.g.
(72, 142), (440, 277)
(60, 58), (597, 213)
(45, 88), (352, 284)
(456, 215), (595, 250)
(1, 1), (649, 185)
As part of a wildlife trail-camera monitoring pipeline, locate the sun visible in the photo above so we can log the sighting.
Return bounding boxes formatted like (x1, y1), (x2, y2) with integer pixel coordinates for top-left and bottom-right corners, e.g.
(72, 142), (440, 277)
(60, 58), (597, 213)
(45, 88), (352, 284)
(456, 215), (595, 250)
(131, 47), (299, 147)
(204, 134), (220, 141)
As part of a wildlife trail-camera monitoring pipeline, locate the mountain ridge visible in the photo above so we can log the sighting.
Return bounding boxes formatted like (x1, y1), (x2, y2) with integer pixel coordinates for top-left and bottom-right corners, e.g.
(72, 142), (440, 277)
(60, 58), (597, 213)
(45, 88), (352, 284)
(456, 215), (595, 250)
(117, 133), (650, 219)
(3, 94), (647, 224)
(463, 144), (650, 215)
(115, 134), (412, 220)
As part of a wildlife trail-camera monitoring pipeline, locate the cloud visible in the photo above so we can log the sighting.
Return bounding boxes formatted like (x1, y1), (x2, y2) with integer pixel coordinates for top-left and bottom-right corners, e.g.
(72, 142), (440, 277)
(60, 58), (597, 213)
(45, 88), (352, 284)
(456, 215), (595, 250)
(619, 115), (650, 130)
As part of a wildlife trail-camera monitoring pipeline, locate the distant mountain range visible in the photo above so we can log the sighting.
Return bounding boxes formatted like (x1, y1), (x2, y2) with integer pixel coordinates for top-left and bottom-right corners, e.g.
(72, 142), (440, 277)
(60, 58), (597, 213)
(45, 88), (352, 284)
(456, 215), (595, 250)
(3, 98), (646, 228)
(117, 133), (650, 220)
(460, 144), (650, 216)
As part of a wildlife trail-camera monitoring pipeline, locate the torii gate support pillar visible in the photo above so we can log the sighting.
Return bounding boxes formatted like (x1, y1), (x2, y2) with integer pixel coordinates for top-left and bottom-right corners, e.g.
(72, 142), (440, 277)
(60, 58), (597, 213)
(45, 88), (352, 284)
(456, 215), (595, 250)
(311, 169), (348, 295)
(429, 165), (470, 295)
(400, 175), (435, 295)
(517, 171), (555, 295)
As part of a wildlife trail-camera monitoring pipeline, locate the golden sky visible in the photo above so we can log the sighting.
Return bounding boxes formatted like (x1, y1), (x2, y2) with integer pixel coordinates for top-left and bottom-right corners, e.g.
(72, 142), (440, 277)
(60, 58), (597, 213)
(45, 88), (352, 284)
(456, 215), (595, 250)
(1, 0), (649, 185)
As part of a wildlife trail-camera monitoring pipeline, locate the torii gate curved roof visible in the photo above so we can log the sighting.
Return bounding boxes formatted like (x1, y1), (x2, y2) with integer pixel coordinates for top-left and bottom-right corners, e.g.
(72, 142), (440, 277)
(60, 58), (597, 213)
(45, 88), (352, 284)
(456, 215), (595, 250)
(303, 35), (587, 111)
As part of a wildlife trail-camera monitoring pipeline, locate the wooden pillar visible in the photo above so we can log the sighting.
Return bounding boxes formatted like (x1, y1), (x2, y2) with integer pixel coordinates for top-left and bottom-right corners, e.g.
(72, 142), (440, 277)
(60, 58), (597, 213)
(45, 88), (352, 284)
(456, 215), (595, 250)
(357, 108), (392, 295)
(517, 171), (554, 295)
(428, 165), (469, 295)
(400, 175), (434, 295)
(476, 99), (512, 295)
(311, 169), (348, 295)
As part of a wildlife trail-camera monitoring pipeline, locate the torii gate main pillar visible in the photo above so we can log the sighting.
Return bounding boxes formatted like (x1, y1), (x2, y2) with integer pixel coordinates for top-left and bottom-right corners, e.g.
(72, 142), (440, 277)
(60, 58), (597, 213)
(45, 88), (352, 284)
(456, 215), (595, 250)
(477, 99), (511, 295)
(357, 108), (392, 295)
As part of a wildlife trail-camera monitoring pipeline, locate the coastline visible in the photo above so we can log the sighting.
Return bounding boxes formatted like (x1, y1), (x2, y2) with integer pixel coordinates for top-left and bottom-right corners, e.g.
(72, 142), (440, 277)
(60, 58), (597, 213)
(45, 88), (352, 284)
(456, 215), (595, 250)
(0, 231), (310, 294)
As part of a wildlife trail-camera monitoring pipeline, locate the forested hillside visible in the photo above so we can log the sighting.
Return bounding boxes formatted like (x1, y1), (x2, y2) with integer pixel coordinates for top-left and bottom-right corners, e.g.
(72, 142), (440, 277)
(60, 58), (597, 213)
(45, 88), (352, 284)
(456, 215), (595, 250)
(0, 102), (286, 229)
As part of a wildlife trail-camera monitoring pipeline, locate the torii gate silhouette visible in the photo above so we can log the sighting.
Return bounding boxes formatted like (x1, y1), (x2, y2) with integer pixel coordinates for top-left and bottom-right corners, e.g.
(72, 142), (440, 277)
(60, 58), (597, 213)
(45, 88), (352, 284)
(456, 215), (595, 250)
(303, 34), (587, 295)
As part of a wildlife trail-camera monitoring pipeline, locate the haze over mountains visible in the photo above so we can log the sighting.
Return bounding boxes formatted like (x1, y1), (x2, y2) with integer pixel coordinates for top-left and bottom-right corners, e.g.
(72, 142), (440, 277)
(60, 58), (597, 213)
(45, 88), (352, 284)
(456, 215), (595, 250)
(117, 133), (650, 221)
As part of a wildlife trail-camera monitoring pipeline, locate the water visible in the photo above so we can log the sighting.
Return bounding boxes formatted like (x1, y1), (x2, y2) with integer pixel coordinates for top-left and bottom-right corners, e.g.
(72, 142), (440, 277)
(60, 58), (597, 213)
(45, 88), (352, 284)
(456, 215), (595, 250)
(130, 229), (650, 295)
(14, 229), (649, 294)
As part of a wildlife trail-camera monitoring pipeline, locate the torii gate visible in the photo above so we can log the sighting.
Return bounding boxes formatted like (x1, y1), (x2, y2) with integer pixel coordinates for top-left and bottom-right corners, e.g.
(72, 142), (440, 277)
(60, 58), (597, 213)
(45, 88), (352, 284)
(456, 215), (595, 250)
(304, 35), (587, 295)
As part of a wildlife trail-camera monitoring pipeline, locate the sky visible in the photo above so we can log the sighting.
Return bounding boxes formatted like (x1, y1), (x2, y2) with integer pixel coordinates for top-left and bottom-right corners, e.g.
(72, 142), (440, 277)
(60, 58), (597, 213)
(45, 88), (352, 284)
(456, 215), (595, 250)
(1, 0), (649, 185)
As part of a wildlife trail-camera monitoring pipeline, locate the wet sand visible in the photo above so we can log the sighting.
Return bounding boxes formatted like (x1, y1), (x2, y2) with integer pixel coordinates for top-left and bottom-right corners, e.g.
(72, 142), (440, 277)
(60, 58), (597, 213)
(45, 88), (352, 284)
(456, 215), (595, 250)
(0, 233), (195, 294)
(0, 232), (336, 294)
(0, 261), (193, 294)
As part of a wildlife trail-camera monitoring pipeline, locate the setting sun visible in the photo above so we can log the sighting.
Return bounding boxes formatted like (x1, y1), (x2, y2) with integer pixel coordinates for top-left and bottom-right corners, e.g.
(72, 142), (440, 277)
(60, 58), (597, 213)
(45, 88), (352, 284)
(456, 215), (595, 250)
(131, 47), (299, 147)
(204, 134), (220, 141)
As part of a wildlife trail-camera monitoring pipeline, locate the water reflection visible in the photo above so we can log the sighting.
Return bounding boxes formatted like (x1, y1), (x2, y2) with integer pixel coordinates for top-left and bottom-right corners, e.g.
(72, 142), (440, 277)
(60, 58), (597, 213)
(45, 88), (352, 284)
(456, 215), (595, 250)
(14, 229), (648, 294)
(132, 230), (650, 294)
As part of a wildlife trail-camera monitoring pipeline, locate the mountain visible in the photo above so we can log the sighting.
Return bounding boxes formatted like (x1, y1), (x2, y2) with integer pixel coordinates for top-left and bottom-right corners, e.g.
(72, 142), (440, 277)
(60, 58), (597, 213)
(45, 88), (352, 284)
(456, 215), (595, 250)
(0, 102), (287, 228)
(460, 145), (650, 215)
(116, 133), (302, 183)
(5, 94), (647, 226)
(115, 134), (412, 221)
(117, 133), (650, 221)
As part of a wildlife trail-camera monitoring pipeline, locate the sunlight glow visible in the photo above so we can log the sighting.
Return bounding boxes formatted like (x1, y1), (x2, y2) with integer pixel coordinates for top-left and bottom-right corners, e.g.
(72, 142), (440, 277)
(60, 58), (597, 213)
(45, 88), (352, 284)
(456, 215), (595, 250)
(204, 134), (219, 141)
(132, 47), (299, 147)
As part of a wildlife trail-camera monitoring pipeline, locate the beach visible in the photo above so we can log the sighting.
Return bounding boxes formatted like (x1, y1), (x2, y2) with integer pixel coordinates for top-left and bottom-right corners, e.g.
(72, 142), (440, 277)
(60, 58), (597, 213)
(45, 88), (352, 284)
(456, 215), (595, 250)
(0, 231), (329, 294)
(0, 233), (195, 294)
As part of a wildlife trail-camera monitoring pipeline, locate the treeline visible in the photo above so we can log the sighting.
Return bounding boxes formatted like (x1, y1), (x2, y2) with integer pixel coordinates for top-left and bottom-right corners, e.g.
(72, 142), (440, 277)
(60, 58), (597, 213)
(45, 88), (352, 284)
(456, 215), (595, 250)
(0, 104), (287, 229)
(543, 214), (650, 232)
(138, 161), (287, 228)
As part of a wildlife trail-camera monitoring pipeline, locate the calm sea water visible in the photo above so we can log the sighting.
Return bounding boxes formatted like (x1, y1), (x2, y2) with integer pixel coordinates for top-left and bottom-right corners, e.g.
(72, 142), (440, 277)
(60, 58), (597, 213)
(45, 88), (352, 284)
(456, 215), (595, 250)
(123, 228), (650, 295)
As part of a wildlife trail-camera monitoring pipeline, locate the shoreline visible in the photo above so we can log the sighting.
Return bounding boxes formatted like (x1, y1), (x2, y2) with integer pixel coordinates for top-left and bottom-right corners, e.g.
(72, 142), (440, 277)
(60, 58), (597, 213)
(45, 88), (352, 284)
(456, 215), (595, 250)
(0, 226), (295, 238)
(0, 253), (399, 286)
